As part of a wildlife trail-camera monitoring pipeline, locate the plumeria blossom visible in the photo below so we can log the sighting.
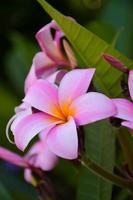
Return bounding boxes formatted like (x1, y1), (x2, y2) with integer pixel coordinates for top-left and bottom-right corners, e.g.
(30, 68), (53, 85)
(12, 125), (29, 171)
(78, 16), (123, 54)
(25, 20), (77, 92)
(113, 70), (133, 129)
(0, 137), (58, 184)
(12, 69), (116, 160)
(7, 20), (76, 140)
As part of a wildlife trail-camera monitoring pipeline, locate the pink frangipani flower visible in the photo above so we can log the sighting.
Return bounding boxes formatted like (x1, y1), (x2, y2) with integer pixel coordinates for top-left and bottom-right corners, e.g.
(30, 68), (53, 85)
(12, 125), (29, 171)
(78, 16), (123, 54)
(113, 70), (133, 129)
(25, 20), (76, 92)
(13, 69), (116, 160)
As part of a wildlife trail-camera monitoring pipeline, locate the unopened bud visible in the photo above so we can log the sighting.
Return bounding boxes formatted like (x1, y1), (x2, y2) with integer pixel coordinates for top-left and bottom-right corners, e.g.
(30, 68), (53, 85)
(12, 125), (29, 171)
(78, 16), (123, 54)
(103, 53), (129, 73)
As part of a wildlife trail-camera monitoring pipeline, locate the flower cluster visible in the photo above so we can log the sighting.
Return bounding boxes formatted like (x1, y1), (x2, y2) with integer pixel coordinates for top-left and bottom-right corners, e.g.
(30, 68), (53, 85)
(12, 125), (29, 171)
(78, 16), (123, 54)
(1, 21), (133, 185)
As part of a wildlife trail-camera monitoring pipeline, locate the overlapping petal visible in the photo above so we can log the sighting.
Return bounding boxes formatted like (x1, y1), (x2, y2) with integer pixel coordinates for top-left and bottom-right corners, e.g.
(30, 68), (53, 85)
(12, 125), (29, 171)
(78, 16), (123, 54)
(112, 99), (133, 121)
(14, 112), (61, 150)
(46, 70), (67, 85)
(69, 92), (116, 125)
(25, 52), (55, 92)
(26, 141), (58, 171)
(23, 80), (64, 119)
(11, 103), (32, 133)
(47, 117), (78, 159)
(58, 69), (95, 115)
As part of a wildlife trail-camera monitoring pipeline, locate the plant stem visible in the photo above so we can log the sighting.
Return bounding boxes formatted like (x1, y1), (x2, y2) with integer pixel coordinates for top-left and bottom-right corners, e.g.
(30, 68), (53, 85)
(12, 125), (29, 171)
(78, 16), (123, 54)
(31, 168), (56, 200)
(36, 180), (56, 200)
(80, 155), (133, 191)
(117, 128), (133, 172)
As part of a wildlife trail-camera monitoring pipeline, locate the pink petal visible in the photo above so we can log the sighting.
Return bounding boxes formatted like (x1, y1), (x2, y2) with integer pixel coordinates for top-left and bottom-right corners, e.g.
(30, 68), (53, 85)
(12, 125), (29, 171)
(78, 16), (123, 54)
(23, 80), (63, 119)
(122, 121), (133, 129)
(36, 21), (67, 65)
(24, 52), (55, 92)
(32, 52), (56, 79)
(46, 70), (67, 85)
(47, 117), (78, 159)
(0, 147), (28, 167)
(36, 148), (58, 171)
(113, 99), (133, 121)
(14, 102), (30, 113)
(6, 103), (32, 144)
(11, 103), (32, 133)
(24, 169), (32, 184)
(24, 63), (36, 93)
(69, 92), (116, 125)
(58, 69), (95, 114)
(39, 126), (55, 141)
(128, 70), (133, 100)
(14, 112), (60, 151)
(26, 140), (58, 171)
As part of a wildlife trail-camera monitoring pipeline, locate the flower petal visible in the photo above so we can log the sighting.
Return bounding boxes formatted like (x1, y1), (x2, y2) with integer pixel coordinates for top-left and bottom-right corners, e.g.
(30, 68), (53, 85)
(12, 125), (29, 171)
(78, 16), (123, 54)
(128, 70), (133, 100)
(69, 92), (116, 125)
(47, 117), (78, 159)
(36, 21), (67, 65)
(26, 141), (58, 171)
(24, 169), (32, 184)
(36, 148), (58, 171)
(35, 142), (58, 171)
(122, 121), (133, 129)
(24, 52), (55, 92)
(0, 147), (28, 167)
(11, 103), (32, 133)
(113, 99), (133, 121)
(23, 80), (63, 119)
(14, 112), (60, 151)
(39, 126), (55, 141)
(58, 69), (95, 114)
(46, 70), (67, 85)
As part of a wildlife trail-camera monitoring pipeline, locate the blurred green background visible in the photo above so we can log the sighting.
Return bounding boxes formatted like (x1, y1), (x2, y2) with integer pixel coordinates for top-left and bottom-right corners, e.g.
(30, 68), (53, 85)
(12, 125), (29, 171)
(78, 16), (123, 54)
(0, 0), (133, 199)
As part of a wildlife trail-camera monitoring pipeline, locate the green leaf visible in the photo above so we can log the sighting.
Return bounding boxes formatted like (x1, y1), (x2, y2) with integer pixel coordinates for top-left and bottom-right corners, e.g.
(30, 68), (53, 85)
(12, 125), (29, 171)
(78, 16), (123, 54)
(0, 181), (12, 200)
(36, 0), (133, 98)
(77, 120), (115, 200)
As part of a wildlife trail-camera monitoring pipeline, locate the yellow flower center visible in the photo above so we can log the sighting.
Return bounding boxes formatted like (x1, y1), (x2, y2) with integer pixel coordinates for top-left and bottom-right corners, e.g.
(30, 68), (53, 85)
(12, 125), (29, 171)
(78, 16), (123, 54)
(51, 101), (76, 123)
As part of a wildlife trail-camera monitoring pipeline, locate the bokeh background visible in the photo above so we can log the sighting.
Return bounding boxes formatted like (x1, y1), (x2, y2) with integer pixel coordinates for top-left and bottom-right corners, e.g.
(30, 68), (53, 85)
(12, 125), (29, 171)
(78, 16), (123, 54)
(0, 0), (133, 199)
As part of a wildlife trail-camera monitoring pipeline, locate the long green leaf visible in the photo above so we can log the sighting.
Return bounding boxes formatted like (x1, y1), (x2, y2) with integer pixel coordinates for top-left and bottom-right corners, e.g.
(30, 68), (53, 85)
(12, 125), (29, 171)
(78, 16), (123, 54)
(77, 120), (115, 200)
(36, 0), (133, 98)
